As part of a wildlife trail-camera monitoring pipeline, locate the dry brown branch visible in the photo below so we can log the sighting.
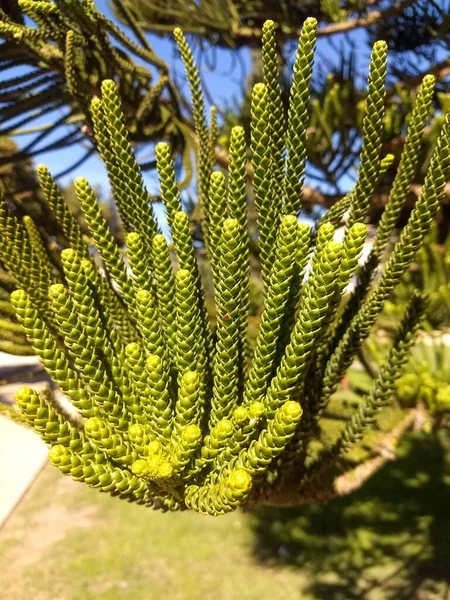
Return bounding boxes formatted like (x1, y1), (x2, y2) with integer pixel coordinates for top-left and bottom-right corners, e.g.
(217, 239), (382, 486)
(333, 407), (419, 496)
(210, 0), (417, 43)
(392, 60), (450, 93)
(317, 0), (416, 37)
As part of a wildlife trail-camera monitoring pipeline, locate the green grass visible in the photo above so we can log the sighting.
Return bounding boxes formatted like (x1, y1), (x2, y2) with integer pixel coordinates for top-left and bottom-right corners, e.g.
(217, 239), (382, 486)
(0, 464), (309, 600)
(1, 430), (450, 600)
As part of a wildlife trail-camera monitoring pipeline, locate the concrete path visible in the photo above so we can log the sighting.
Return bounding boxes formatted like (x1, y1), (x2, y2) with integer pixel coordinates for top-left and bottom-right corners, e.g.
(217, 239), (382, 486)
(0, 415), (47, 528)
(0, 353), (48, 528)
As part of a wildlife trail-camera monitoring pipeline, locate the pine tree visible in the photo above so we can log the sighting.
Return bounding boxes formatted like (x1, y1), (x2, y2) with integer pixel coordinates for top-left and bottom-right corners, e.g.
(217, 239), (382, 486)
(1, 20), (450, 514)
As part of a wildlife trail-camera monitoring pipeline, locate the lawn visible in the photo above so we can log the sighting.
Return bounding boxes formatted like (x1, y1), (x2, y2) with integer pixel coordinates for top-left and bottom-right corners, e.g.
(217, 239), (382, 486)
(1, 430), (450, 600)
(0, 464), (309, 600)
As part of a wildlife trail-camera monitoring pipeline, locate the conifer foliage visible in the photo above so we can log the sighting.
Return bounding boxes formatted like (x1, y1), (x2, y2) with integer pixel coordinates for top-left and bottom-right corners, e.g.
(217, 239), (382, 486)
(1, 19), (450, 514)
(0, 0), (186, 175)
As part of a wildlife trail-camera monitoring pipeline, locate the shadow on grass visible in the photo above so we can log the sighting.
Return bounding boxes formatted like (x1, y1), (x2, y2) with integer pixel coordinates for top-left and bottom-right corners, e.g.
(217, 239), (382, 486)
(250, 431), (450, 599)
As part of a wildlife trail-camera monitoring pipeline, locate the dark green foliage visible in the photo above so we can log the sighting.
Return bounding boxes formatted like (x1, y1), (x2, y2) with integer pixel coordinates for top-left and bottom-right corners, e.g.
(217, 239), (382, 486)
(0, 0), (186, 177)
(252, 430), (450, 599)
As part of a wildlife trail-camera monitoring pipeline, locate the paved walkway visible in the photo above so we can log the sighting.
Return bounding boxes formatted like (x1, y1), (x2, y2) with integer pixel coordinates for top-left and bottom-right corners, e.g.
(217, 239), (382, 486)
(0, 353), (48, 528)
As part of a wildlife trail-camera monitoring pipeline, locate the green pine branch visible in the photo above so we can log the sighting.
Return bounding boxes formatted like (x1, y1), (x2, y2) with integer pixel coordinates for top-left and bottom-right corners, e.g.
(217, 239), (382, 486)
(1, 19), (449, 514)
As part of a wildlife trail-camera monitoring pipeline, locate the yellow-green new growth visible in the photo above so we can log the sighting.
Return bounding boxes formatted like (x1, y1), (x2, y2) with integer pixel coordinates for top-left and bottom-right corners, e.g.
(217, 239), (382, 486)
(4, 20), (449, 515)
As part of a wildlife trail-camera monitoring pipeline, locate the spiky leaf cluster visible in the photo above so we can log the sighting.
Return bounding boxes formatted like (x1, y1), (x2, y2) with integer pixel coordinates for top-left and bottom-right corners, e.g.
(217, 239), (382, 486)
(3, 21), (450, 513)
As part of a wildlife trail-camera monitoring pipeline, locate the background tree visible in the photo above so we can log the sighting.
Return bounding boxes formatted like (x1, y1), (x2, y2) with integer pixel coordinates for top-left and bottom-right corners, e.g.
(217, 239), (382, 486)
(110, 0), (450, 231)
(0, 0), (191, 182)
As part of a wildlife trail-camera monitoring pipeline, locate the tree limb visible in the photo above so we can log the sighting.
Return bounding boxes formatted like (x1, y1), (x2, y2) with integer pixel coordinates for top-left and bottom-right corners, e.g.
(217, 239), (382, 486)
(333, 407), (419, 496)
(317, 0), (416, 37)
